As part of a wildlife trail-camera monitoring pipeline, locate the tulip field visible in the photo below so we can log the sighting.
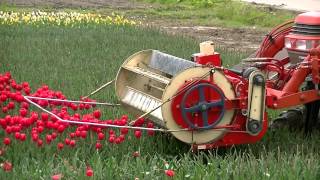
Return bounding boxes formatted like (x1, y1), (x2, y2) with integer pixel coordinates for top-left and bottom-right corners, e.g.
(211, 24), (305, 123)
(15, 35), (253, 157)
(0, 10), (320, 179)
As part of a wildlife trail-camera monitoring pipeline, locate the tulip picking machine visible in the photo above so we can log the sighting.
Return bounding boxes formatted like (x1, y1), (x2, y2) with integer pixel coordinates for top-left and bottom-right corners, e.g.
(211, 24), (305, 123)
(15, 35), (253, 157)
(114, 12), (320, 150)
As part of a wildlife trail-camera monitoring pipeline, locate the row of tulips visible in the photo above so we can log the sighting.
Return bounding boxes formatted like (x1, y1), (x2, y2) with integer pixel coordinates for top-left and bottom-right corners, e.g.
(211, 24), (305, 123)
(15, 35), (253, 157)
(0, 10), (137, 26)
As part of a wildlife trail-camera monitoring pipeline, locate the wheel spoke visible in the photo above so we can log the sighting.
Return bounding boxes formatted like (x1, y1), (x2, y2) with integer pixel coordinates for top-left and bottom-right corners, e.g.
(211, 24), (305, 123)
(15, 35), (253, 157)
(198, 86), (206, 102)
(185, 104), (201, 112)
(202, 111), (209, 126)
(207, 100), (223, 108)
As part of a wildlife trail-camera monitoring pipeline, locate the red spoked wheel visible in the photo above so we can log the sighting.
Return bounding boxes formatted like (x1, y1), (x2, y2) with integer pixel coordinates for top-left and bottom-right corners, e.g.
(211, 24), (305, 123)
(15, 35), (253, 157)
(171, 81), (226, 130)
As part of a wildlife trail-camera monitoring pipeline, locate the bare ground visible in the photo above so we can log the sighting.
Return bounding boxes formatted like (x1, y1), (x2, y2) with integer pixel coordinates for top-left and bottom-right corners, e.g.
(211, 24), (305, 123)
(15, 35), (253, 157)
(2, 0), (269, 53)
(157, 23), (267, 53)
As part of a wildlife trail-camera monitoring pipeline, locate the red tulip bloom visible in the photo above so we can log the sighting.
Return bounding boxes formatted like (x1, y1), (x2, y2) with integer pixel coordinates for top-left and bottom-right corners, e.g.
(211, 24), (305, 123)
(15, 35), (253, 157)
(15, 132), (21, 140)
(7, 102), (15, 109)
(120, 128), (129, 135)
(1, 161), (12, 172)
(86, 167), (93, 177)
(134, 130), (142, 139)
(93, 110), (101, 119)
(41, 113), (49, 121)
(37, 139), (43, 147)
(108, 136), (115, 143)
(95, 142), (102, 150)
(3, 137), (10, 145)
(46, 134), (52, 144)
(69, 140), (76, 147)
(165, 169), (175, 177)
(51, 174), (62, 180)
(97, 132), (105, 140)
(2, 107), (8, 113)
(80, 131), (87, 139)
(19, 108), (28, 117)
(65, 138), (71, 145)
(20, 133), (27, 141)
(57, 143), (64, 150)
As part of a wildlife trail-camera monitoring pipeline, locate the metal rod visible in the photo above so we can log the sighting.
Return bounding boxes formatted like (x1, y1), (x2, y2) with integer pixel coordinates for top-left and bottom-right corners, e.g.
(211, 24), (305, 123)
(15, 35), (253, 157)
(24, 96), (120, 106)
(83, 79), (115, 99)
(24, 96), (186, 132)
(24, 96), (247, 133)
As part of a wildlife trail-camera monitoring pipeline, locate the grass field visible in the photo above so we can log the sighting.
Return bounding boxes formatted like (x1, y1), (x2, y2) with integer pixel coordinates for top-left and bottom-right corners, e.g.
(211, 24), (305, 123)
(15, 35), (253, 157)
(0, 0), (297, 29)
(135, 0), (297, 28)
(0, 19), (320, 179)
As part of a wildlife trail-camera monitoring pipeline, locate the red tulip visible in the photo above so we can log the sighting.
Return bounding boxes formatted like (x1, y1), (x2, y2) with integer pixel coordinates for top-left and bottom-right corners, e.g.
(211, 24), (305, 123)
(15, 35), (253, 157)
(46, 134), (52, 144)
(51, 174), (62, 180)
(19, 108), (28, 117)
(3, 137), (10, 145)
(97, 132), (105, 140)
(2, 107), (8, 113)
(93, 110), (101, 119)
(109, 129), (115, 135)
(115, 137), (121, 144)
(119, 134), (125, 142)
(69, 132), (76, 138)
(80, 131), (87, 139)
(165, 169), (175, 177)
(75, 130), (81, 137)
(108, 136), (115, 143)
(120, 128), (129, 135)
(20, 133), (26, 141)
(147, 129), (155, 136)
(84, 104), (90, 110)
(1, 161), (12, 172)
(95, 142), (102, 150)
(24, 87), (31, 95)
(15, 132), (21, 140)
(37, 126), (44, 133)
(57, 125), (65, 133)
(32, 133), (39, 142)
(5, 126), (12, 134)
(7, 101), (15, 109)
(52, 132), (57, 139)
(69, 140), (76, 147)
(0, 118), (6, 127)
(21, 102), (29, 109)
(57, 143), (64, 150)
(37, 139), (43, 147)
(65, 138), (71, 145)
(134, 130), (142, 139)
(79, 103), (85, 110)
(41, 113), (49, 121)
(86, 167), (93, 177)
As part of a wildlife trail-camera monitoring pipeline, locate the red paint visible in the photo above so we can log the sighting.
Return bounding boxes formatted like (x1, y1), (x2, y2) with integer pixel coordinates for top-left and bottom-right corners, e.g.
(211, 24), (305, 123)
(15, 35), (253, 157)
(295, 11), (320, 26)
(193, 53), (221, 66)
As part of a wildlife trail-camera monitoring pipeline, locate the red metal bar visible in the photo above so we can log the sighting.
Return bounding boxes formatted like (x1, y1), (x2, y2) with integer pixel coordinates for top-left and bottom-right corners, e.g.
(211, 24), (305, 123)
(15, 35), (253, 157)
(282, 67), (310, 93)
(268, 89), (320, 109)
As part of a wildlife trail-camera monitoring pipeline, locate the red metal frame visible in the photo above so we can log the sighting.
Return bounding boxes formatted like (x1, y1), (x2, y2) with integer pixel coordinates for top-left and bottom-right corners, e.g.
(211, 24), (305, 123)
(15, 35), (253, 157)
(171, 12), (320, 150)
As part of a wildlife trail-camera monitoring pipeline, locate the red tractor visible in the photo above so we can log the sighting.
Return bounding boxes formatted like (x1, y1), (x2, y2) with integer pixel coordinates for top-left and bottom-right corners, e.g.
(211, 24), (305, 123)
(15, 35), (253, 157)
(114, 11), (320, 150)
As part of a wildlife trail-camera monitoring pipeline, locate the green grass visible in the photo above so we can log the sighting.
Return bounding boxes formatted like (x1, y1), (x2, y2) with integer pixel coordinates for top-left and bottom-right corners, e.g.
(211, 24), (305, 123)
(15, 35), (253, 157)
(136, 0), (298, 28)
(0, 1), (298, 29)
(0, 24), (320, 179)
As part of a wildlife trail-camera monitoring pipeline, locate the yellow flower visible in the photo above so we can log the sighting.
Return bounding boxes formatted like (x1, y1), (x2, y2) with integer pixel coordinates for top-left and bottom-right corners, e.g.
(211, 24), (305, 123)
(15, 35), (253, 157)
(0, 10), (136, 26)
